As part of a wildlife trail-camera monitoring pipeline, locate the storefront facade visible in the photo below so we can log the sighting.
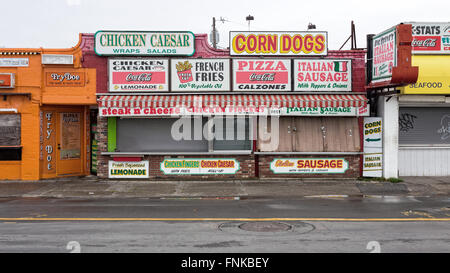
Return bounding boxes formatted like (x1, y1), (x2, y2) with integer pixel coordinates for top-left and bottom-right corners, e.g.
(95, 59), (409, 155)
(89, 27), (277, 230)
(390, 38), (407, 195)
(80, 31), (368, 180)
(0, 38), (96, 180)
(397, 22), (450, 176)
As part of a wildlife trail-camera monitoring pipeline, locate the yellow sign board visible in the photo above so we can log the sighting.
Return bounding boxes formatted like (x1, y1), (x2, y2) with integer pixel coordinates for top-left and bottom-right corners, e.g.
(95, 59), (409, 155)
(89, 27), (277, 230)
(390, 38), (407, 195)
(400, 55), (450, 94)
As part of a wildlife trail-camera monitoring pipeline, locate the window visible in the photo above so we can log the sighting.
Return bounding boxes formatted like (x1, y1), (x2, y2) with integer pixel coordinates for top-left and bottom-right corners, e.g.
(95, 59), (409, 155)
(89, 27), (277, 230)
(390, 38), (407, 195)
(0, 114), (21, 161)
(115, 116), (252, 153)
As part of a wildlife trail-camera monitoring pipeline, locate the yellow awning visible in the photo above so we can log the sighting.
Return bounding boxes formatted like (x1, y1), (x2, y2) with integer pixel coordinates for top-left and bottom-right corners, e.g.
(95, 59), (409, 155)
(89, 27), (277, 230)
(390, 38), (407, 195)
(399, 55), (450, 94)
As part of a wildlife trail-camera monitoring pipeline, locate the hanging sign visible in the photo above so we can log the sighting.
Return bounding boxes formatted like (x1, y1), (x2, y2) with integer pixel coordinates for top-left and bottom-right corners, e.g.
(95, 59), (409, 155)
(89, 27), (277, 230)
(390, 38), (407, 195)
(171, 59), (230, 91)
(372, 27), (397, 83)
(109, 161), (149, 178)
(294, 59), (352, 91)
(410, 22), (450, 54)
(108, 58), (168, 92)
(230, 31), (327, 56)
(161, 158), (240, 175)
(270, 158), (349, 174)
(233, 59), (291, 91)
(95, 31), (195, 56)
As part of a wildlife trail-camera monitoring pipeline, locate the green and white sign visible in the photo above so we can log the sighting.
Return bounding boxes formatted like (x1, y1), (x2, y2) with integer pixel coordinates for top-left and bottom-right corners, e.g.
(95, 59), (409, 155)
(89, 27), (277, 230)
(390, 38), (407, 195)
(372, 27), (397, 82)
(95, 31), (195, 56)
(269, 105), (370, 116)
(108, 161), (149, 178)
(171, 59), (230, 91)
(161, 158), (239, 175)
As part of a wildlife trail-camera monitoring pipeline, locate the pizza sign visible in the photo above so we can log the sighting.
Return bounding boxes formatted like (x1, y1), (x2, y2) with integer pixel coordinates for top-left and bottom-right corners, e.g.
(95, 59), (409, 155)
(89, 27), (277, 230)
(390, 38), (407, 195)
(233, 59), (291, 91)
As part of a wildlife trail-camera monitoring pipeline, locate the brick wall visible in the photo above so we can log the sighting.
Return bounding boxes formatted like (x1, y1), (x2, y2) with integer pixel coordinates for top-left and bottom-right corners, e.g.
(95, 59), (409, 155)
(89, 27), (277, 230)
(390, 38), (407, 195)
(257, 154), (361, 178)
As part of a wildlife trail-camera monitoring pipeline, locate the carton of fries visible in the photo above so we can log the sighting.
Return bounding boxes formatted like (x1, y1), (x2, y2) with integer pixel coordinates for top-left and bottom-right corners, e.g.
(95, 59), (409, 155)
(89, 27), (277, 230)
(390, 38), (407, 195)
(176, 61), (193, 83)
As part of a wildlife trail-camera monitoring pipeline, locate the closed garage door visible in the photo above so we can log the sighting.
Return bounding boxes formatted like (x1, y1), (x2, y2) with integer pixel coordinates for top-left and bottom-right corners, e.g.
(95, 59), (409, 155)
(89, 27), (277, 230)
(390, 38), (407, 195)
(399, 107), (450, 176)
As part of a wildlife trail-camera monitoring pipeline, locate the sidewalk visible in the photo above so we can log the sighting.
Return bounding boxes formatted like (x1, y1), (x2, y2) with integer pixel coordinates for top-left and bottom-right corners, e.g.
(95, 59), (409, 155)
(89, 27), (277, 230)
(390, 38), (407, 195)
(0, 176), (448, 199)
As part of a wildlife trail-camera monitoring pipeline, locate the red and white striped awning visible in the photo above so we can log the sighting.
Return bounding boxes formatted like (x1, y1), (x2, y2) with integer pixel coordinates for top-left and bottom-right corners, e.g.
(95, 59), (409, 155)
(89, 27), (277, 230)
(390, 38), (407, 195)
(98, 94), (367, 108)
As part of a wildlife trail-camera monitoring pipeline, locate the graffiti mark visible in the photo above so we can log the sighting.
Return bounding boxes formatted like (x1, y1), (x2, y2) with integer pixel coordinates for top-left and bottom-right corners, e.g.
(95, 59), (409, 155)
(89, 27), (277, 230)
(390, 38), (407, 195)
(437, 114), (450, 140)
(399, 113), (418, 132)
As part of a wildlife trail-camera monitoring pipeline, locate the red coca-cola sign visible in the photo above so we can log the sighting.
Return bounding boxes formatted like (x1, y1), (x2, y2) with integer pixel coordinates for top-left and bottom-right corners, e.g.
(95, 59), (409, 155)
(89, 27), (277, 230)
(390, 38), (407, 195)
(412, 36), (441, 51)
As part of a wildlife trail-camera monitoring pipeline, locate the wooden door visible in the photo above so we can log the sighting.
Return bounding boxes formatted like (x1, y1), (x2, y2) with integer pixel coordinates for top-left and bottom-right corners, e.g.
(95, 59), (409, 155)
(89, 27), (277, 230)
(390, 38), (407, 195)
(293, 117), (323, 152)
(277, 117), (293, 152)
(56, 111), (83, 175)
(322, 117), (360, 152)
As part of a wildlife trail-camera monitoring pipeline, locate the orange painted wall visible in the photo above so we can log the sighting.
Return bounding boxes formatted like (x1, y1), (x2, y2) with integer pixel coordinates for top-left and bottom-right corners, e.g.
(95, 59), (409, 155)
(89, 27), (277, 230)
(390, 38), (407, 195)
(0, 35), (96, 180)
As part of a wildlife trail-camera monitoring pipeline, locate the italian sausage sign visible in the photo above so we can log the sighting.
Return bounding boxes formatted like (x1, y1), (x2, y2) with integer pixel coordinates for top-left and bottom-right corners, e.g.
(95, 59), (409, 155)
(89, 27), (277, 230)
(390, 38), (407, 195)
(233, 59), (291, 91)
(270, 158), (349, 174)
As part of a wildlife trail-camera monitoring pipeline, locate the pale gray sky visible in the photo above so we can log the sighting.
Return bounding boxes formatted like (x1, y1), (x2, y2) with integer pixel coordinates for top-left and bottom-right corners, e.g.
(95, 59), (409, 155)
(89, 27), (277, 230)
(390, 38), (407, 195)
(1, 0), (449, 50)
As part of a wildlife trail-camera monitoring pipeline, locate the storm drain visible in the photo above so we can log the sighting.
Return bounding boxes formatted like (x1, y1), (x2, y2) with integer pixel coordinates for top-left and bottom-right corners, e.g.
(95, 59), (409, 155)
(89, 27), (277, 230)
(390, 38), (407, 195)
(239, 221), (291, 232)
(219, 221), (314, 236)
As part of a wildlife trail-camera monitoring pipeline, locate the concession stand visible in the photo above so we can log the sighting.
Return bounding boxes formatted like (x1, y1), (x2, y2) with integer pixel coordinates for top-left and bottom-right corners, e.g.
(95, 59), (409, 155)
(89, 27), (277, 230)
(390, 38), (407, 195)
(80, 30), (368, 179)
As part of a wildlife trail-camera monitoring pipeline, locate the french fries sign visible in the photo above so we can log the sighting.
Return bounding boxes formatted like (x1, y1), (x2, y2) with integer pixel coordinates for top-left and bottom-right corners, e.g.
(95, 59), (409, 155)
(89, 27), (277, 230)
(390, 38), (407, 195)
(171, 59), (230, 91)
(230, 31), (328, 56)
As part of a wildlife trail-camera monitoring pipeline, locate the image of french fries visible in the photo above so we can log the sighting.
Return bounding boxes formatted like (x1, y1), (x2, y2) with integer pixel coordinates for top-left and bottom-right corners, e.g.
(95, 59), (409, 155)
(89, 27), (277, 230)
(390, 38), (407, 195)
(176, 61), (193, 72)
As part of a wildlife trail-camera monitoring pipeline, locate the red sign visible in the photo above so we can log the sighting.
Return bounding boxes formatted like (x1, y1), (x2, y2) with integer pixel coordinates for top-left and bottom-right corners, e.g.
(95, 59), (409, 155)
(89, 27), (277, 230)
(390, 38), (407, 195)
(412, 36), (441, 51)
(232, 59), (291, 91)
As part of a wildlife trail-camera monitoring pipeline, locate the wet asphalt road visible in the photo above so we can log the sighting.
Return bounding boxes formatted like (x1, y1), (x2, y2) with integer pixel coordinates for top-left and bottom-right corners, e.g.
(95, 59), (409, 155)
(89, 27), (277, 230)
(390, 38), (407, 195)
(0, 196), (449, 252)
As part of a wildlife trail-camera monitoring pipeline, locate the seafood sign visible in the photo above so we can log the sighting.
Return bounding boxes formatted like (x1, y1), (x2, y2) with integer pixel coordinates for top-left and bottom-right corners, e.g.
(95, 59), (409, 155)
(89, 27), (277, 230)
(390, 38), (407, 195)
(270, 158), (349, 174)
(160, 158), (239, 175)
(108, 58), (168, 92)
(171, 59), (230, 91)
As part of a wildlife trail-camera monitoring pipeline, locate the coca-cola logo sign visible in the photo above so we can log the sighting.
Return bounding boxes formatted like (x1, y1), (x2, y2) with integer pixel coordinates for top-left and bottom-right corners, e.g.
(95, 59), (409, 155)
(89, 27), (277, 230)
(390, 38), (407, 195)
(109, 58), (168, 92)
(412, 36), (441, 51)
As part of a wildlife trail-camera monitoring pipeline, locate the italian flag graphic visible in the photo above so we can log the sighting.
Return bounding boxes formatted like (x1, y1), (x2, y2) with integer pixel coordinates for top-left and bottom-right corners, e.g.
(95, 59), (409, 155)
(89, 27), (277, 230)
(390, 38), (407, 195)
(334, 61), (348, 72)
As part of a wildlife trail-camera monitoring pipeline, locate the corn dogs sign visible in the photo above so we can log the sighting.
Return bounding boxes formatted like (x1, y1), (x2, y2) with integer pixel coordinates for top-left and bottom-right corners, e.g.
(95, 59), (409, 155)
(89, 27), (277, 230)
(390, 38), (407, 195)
(230, 31), (327, 56)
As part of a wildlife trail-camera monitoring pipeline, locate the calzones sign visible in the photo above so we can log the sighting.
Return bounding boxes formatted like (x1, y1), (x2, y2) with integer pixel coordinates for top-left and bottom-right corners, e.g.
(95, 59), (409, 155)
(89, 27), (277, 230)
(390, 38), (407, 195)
(230, 31), (327, 56)
(95, 31), (195, 56)
(294, 59), (352, 91)
(109, 58), (168, 92)
(233, 59), (291, 91)
(171, 59), (230, 91)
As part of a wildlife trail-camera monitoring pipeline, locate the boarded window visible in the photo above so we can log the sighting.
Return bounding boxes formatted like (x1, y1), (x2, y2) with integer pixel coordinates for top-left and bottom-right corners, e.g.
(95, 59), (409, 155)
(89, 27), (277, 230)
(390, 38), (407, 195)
(258, 117), (360, 152)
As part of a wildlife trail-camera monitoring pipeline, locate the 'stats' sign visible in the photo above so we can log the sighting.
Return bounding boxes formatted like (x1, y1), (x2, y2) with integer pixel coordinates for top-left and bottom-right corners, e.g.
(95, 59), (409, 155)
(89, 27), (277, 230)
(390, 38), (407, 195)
(46, 72), (85, 87)
(109, 161), (149, 178)
(171, 59), (230, 91)
(411, 22), (450, 54)
(294, 59), (352, 91)
(109, 58), (168, 92)
(372, 27), (397, 82)
(233, 59), (291, 91)
(95, 31), (195, 56)
(270, 158), (349, 174)
(160, 158), (240, 175)
(230, 31), (327, 56)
